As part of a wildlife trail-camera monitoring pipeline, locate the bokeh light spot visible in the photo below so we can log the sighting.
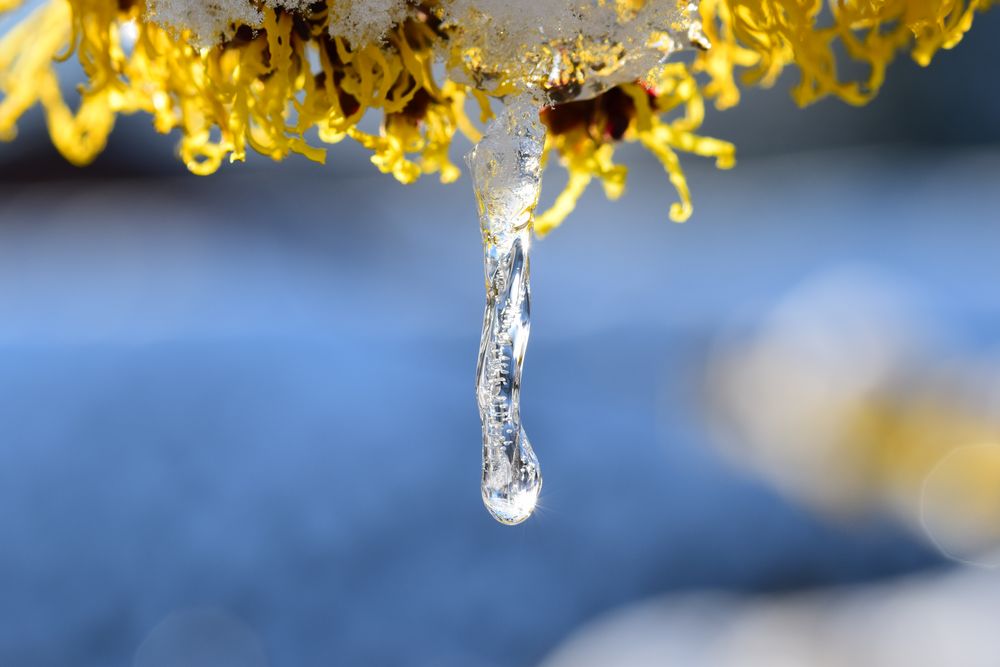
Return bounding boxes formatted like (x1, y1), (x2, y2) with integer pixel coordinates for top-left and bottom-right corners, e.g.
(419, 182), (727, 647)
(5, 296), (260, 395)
(921, 443), (1000, 568)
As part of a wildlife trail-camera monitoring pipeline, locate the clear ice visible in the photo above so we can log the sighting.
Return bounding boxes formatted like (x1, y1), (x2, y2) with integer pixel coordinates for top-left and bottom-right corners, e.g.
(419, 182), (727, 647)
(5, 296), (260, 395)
(458, 2), (710, 525)
(467, 97), (545, 525)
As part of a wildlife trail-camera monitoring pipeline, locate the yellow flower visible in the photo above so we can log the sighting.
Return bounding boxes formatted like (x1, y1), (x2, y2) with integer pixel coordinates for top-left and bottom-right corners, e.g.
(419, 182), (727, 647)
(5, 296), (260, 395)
(696, 0), (994, 108)
(537, 66), (736, 233)
(0, 0), (994, 228)
(1, 0), (465, 180)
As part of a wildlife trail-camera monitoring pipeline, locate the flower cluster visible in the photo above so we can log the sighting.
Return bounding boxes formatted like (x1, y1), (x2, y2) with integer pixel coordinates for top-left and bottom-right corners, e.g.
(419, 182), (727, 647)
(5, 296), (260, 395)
(0, 0), (992, 230)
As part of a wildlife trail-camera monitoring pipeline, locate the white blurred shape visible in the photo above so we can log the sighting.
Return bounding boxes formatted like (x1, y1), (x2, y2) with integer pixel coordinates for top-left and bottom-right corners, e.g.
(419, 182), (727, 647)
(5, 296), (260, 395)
(708, 266), (926, 512)
(119, 19), (138, 52)
(541, 568), (1000, 667)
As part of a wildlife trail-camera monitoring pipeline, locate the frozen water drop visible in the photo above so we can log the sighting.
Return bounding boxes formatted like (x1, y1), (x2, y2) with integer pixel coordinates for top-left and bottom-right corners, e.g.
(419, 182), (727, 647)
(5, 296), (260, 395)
(482, 424), (541, 524)
(467, 97), (546, 525)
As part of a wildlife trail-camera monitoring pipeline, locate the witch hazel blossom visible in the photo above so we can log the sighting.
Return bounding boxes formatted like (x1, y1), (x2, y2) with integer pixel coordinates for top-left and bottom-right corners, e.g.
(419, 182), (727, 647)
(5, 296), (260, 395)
(0, 0), (993, 225)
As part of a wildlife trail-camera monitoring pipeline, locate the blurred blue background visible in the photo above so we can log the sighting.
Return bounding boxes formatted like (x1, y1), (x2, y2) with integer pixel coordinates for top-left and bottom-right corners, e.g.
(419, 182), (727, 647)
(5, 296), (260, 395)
(1, 10), (1000, 667)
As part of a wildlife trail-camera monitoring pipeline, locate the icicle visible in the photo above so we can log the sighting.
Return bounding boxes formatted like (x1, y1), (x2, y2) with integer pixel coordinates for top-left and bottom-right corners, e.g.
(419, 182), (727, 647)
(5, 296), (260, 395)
(467, 96), (546, 525)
